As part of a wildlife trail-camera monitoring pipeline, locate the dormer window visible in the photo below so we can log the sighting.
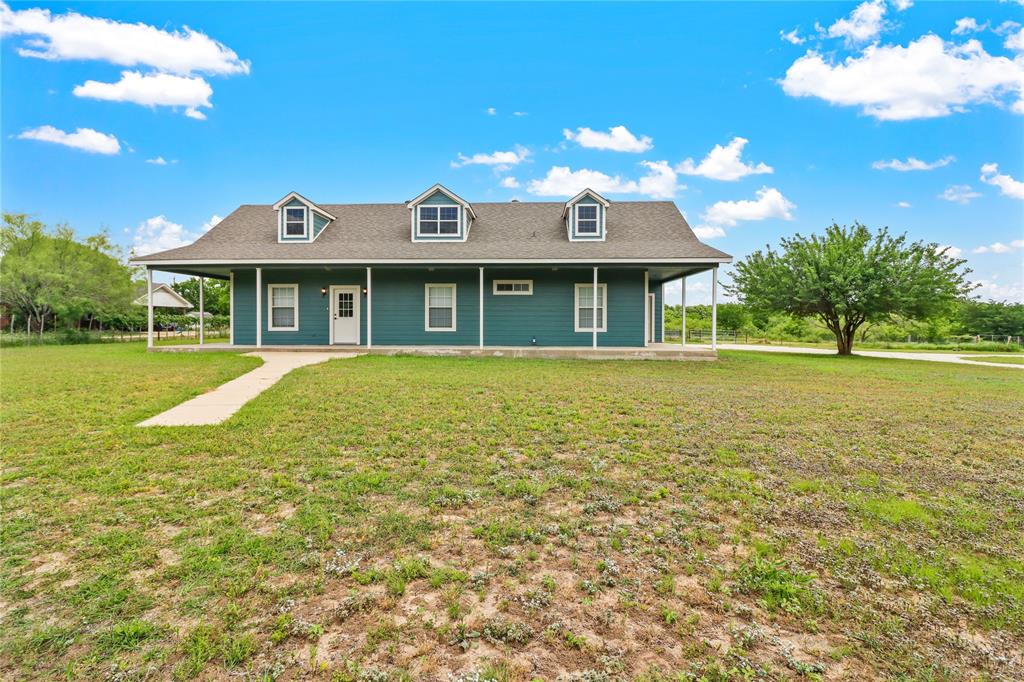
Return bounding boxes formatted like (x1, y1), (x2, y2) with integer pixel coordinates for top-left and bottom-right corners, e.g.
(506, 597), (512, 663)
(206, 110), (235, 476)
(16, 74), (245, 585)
(284, 207), (307, 238)
(407, 184), (475, 242)
(576, 205), (598, 234)
(418, 206), (459, 236)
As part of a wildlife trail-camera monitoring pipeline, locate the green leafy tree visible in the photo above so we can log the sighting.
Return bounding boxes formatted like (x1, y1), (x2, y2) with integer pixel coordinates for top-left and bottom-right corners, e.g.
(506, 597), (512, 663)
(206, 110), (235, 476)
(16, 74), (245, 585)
(728, 223), (973, 354)
(1, 213), (134, 336)
(171, 278), (230, 315)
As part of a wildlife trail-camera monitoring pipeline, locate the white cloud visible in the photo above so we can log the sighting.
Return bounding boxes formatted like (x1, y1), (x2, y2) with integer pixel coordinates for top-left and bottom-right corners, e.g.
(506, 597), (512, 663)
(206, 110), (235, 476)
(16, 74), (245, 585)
(512, 111), (528, 117)
(146, 156), (168, 165)
(892, 0), (913, 11)
(0, 2), (249, 75)
(451, 146), (529, 169)
(562, 125), (653, 152)
(693, 225), (726, 240)
(780, 35), (1024, 121)
(780, 28), (805, 45)
(1007, 28), (1024, 51)
(526, 161), (681, 199)
(486, 107), (496, 115)
(939, 184), (982, 204)
(980, 162), (1024, 199)
(201, 214), (222, 232)
(676, 137), (773, 181)
(132, 216), (192, 256)
(872, 155), (954, 171)
(702, 187), (796, 227)
(184, 107), (206, 120)
(937, 244), (963, 258)
(17, 125), (120, 154)
(973, 240), (1024, 254)
(73, 71), (212, 116)
(499, 176), (520, 189)
(897, 201), (912, 208)
(971, 278), (1024, 303)
(827, 0), (888, 45)
(952, 17), (987, 36)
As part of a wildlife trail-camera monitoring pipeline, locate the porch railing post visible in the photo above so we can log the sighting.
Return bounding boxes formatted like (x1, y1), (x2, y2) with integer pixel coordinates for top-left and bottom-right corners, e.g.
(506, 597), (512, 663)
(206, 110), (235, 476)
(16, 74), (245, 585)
(711, 266), (718, 352)
(198, 276), (204, 346)
(256, 267), (262, 348)
(681, 275), (687, 349)
(592, 266), (598, 349)
(147, 267), (154, 350)
(229, 271), (235, 345)
(366, 266), (373, 349)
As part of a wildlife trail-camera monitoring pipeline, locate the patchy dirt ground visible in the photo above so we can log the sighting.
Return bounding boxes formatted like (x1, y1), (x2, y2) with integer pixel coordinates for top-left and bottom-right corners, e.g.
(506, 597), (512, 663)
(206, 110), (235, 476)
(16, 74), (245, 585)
(2, 345), (1022, 680)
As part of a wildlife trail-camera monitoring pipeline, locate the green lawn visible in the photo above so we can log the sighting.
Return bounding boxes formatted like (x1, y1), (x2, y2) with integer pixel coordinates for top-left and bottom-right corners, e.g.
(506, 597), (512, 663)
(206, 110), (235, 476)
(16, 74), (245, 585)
(2, 345), (1022, 681)
(967, 355), (1024, 365)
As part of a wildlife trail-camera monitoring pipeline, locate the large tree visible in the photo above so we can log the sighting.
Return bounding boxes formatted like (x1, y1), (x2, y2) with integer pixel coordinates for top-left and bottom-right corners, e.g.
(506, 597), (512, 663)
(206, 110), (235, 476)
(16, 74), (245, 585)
(171, 277), (230, 315)
(1, 213), (134, 335)
(728, 223), (973, 355)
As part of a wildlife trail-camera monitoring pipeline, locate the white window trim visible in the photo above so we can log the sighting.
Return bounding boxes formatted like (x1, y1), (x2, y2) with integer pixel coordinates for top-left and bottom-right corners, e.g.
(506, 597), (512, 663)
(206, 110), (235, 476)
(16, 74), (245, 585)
(574, 282), (607, 333)
(417, 204), (460, 237)
(267, 283), (299, 331)
(575, 204), (600, 235)
(492, 279), (533, 296)
(282, 206), (308, 239)
(424, 283), (457, 332)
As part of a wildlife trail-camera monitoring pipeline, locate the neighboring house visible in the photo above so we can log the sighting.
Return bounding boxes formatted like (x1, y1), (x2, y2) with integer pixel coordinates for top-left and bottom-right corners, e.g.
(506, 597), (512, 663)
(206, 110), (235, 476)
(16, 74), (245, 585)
(131, 185), (730, 350)
(132, 283), (193, 310)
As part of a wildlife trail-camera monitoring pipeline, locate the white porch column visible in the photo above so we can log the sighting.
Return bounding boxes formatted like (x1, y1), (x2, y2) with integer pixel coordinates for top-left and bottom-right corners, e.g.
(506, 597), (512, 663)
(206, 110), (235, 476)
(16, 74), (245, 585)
(255, 267), (262, 348)
(366, 267), (373, 349)
(643, 270), (649, 347)
(229, 271), (235, 345)
(198, 276), (205, 345)
(711, 266), (718, 352)
(680, 275), (687, 349)
(592, 266), (598, 349)
(146, 267), (154, 349)
(479, 266), (484, 348)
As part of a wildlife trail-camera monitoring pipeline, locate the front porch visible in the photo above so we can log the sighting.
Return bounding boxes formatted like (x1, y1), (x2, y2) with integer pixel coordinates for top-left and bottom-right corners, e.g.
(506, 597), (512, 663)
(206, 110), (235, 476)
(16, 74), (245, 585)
(149, 342), (718, 361)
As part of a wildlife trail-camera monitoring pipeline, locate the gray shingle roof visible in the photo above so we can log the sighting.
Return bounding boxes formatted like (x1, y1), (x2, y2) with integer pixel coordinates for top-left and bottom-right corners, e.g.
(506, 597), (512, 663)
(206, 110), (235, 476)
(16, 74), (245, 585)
(133, 201), (730, 262)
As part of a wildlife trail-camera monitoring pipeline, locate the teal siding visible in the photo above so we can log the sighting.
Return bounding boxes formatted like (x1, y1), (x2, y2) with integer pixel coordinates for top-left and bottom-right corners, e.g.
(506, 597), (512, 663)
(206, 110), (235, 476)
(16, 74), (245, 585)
(312, 213), (330, 238)
(231, 268), (367, 345)
(484, 268), (644, 347)
(371, 269), (480, 345)
(230, 267), (648, 347)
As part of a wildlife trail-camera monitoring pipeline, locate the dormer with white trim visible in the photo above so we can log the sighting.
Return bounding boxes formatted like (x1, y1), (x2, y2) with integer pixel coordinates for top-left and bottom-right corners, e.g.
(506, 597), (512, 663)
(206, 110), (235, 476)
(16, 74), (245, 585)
(273, 192), (337, 243)
(563, 189), (610, 242)
(407, 184), (475, 242)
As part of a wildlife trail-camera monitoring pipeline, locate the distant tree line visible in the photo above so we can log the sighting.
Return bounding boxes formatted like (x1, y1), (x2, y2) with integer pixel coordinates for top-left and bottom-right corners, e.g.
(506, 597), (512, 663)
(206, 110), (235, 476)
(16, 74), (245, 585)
(1, 213), (225, 342)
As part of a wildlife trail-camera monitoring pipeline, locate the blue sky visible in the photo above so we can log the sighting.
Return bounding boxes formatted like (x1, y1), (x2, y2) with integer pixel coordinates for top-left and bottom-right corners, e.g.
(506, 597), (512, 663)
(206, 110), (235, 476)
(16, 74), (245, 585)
(3, 1), (1023, 303)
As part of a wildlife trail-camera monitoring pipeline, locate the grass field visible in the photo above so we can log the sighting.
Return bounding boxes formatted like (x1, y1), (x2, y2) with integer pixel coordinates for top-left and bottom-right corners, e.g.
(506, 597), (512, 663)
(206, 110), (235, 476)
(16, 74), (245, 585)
(2, 345), (1022, 681)
(967, 355), (1024, 366)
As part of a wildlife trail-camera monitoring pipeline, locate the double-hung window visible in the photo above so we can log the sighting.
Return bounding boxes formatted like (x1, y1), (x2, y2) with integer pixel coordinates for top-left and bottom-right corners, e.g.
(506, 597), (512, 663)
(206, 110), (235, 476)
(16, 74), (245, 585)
(283, 207), (307, 238)
(268, 284), (299, 331)
(576, 205), (598, 235)
(418, 206), (459, 236)
(575, 283), (606, 332)
(425, 284), (456, 331)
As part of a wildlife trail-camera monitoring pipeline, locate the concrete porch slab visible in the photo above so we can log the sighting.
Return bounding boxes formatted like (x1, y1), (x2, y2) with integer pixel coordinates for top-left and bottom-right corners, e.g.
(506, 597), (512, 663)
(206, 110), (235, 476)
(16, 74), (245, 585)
(150, 343), (715, 360)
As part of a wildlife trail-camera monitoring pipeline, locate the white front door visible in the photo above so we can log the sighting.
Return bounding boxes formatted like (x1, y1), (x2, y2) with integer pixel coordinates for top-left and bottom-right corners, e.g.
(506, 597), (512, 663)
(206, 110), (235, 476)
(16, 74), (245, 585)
(331, 285), (360, 344)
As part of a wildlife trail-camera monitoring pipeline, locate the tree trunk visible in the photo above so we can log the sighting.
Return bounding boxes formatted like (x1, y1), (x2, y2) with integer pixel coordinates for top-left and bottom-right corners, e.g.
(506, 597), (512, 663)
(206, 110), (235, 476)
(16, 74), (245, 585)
(836, 329), (854, 355)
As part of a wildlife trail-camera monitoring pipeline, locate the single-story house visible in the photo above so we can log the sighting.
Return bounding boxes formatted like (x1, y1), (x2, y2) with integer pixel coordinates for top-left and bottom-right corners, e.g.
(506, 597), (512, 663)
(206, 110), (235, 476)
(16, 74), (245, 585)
(131, 185), (730, 354)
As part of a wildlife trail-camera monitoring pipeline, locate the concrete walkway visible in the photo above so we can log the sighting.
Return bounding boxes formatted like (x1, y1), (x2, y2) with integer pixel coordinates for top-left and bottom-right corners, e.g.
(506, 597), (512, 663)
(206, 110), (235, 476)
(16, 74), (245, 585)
(691, 343), (1024, 368)
(138, 351), (352, 427)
